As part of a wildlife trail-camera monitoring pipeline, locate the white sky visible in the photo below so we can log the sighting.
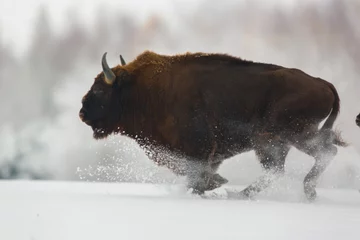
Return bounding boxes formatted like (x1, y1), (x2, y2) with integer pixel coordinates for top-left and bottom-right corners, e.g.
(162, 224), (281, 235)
(0, 0), (316, 58)
(0, 0), (199, 57)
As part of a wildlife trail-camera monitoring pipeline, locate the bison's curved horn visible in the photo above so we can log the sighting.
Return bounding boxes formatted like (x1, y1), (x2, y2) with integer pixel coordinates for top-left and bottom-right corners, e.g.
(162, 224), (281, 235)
(120, 55), (126, 66)
(101, 52), (116, 85)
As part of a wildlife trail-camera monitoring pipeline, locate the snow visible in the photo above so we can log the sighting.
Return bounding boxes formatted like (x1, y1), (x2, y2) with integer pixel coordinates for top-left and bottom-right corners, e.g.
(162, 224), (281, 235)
(1, 180), (360, 240)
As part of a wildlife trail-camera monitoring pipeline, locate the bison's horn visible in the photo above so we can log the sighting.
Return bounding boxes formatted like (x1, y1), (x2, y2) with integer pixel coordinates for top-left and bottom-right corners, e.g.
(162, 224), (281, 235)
(120, 55), (126, 66)
(101, 52), (116, 85)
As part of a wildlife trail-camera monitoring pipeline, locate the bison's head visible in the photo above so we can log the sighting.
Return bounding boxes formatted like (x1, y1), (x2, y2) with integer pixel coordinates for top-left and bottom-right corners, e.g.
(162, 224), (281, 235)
(79, 52), (129, 139)
(356, 113), (360, 127)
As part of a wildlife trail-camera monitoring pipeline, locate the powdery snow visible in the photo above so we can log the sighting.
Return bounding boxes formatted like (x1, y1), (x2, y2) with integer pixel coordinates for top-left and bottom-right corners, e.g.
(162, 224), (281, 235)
(0, 180), (359, 240)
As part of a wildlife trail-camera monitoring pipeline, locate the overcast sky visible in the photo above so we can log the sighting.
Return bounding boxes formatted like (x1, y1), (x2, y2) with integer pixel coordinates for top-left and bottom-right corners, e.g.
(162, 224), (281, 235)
(0, 0), (197, 57)
(0, 0), (309, 58)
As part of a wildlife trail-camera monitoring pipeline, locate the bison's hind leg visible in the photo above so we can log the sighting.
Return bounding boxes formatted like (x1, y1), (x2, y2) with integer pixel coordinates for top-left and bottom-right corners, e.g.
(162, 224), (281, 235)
(238, 141), (290, 199)
(292, 132), (338, 201)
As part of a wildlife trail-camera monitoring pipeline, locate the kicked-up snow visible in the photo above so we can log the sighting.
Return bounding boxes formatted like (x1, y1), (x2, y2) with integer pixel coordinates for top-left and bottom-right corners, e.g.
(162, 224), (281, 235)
(1, 180), (359, 240)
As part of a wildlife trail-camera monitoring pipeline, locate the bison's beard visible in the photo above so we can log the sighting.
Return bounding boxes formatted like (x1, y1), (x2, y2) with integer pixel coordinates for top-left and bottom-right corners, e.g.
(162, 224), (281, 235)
(91, 125), (113, 140)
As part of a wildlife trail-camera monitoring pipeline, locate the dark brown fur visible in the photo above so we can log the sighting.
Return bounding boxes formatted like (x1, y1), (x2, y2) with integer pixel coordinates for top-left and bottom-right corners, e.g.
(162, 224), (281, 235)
(356, 113), (360, 127)
(80, 50), (346, 201)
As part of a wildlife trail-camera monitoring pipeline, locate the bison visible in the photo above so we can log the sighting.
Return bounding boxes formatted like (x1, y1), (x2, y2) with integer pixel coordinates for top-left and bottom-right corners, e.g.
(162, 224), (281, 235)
(79, 50), (347, 201)
(356, 113), (360, 127)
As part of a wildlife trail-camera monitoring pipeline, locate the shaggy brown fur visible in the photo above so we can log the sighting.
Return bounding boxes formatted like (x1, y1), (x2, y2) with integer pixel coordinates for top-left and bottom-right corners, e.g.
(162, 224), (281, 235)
(80, 50), (347, 201)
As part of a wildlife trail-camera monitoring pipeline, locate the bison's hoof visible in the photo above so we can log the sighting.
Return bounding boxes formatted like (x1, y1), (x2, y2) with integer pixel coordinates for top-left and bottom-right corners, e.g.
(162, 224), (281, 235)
(190, 187), (205, 195)
(212, 173), (229, 185)
(239, 188), (255, 200)
(187, 178), (207, 195)
(226, 189), (253, 200)
(187, 173), (228, 194)
(206, 173), (229, 191)
(304, 186), (317, 202)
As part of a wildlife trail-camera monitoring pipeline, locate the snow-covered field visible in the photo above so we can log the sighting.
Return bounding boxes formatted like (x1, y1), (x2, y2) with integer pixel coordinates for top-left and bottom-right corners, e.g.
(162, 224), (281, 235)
(1, 180), (360, 240)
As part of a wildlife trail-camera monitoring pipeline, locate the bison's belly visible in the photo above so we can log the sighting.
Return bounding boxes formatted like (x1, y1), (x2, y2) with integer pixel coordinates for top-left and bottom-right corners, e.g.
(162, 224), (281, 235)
(213, 120), (255, 160)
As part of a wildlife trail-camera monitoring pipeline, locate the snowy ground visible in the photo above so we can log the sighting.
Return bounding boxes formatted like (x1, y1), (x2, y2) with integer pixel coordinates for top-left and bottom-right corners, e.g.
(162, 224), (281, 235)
(1, 180), (360, 240)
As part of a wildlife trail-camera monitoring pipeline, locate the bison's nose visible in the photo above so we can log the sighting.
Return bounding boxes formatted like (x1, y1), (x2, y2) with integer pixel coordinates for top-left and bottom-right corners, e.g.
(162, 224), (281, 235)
(79, 109), (86, 121)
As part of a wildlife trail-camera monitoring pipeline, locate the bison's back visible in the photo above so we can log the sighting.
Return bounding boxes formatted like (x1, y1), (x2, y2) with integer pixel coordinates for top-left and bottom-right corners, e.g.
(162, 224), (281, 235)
(170, 63), (333, 123)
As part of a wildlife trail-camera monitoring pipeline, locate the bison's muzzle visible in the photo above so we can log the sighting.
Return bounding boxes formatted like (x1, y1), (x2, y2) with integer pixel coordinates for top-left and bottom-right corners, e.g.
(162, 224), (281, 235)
(79, 108), (92, 126)
(79, 109), (85, 120)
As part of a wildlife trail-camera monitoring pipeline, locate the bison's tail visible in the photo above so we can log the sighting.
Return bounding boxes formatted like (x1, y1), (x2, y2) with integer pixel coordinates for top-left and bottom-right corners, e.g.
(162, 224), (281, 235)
(320, 81), (348, 147)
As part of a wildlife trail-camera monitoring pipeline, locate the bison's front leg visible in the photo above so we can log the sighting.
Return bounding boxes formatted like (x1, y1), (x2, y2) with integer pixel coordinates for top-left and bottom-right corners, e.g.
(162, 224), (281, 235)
(186, 162), (228, 195)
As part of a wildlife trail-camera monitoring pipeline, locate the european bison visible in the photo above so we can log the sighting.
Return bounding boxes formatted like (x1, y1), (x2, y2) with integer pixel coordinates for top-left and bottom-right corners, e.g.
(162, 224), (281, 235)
(356, 113), (360, 127)
(79, 51), (346, 201)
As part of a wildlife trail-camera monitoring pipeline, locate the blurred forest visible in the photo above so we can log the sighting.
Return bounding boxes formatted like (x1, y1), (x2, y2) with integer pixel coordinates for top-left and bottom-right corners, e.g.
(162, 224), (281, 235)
(0, 0), (360, 189)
